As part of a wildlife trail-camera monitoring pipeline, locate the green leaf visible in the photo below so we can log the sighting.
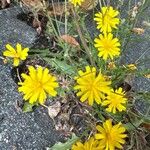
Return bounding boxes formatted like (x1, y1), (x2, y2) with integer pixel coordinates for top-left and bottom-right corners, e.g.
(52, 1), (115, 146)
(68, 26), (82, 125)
(29, 48), (49, 53)
(47, 134), (79, 150)
(44, 58), (76, 76)
(124, 119), (144, 131)
(22, 102), (35, 113)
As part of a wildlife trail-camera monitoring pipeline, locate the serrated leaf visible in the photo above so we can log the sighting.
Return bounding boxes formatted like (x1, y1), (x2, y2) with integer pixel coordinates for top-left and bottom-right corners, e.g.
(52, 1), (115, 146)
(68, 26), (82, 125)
(44, 58), (76, 76)
(29, 48), (49, 54)
(124, 119), (143, 131)
(47, 134), (79, 150)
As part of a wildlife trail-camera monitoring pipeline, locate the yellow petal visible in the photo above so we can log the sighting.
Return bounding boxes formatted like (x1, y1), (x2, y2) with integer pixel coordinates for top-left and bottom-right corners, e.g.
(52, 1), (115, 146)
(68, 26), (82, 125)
(13, 58), (20, 66)
(6, 44), (16, 53)
(3, 50), (16, 57)
(16, 43), (22, 53)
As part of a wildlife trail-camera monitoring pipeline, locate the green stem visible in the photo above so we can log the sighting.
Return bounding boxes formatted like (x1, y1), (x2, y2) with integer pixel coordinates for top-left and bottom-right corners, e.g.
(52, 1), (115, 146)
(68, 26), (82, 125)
(72, 8), (95, 66)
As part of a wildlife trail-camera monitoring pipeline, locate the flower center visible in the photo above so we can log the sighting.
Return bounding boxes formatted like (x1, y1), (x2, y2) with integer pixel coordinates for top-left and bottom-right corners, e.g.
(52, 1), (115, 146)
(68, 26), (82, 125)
(88, 82), (94, 91)
(111, 94), (121, 106)
(36, 82), (43, 90)
(104, 14), (112, 25)
(14, 52), (20, 58)
(103, 41), (112, 50)
(106, 132), (112, 141)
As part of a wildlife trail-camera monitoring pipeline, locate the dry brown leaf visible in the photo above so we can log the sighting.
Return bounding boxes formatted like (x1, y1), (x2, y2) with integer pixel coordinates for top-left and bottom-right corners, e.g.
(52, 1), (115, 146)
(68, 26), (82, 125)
(32, 18), (42, 34)
(47, 101), (61, 119)
(142, 21), (150, 27)
(32, 18), (41, 28)
(48, 1), (97, 16)
(60, 35), (79, 47)
(6, 0), (10, 3)
(21, 0), (45, 11)
(47, 2), (72, 16)
(80, 0), (98, 11)
(132, 28), (145, 35)
(142, 123), (150, 132)
(36, 26), (42, 35)
(0, 0), (10, 8)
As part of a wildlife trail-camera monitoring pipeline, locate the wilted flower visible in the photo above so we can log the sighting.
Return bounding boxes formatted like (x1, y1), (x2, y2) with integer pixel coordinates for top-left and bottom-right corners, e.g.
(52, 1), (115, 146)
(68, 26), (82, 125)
(107, 62), (116, 69)
(132, 28), (145, 35)
(127, 64), (137, 70)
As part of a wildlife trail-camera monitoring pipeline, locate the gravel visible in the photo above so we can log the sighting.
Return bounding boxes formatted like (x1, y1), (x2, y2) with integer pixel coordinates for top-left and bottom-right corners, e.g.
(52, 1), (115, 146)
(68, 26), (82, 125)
(0, 6), (62, 150)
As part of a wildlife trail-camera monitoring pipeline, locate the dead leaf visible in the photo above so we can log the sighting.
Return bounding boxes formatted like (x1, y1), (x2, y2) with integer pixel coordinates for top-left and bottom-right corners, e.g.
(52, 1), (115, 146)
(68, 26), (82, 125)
(32, 0), (98, 17)
(21, 0), (45, 12)
(36, 26), (42, 34)
(47, 2), (72, 16)
(0, 0), (10, 8)
(6, 0), (10, 3)
(32, 18), (41, 28)
(60, 35), (79, 47)
(47, 101), (61, 119)
(32, 18), (42, 34)
(142, 21), (150, 27)
(80, 0), (98, 11)
(142, 123), (150, 132)
(132, 28), (145, 35)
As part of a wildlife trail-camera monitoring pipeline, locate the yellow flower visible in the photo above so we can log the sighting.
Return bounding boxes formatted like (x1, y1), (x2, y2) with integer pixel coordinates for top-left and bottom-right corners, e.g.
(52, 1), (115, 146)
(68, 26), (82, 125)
(72, 137), (104, 150)
(127, 64), (137, 70)
(18, 66), (59, 104)
(3, 43), (29, 66)
(69, 0), (84, 7)
(102, 88), (127, 114)
(94, 33), (121, 60)
(95, 119), (127, 150)
(94, 6), (120, 33)
(74, 66), (111, 106)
